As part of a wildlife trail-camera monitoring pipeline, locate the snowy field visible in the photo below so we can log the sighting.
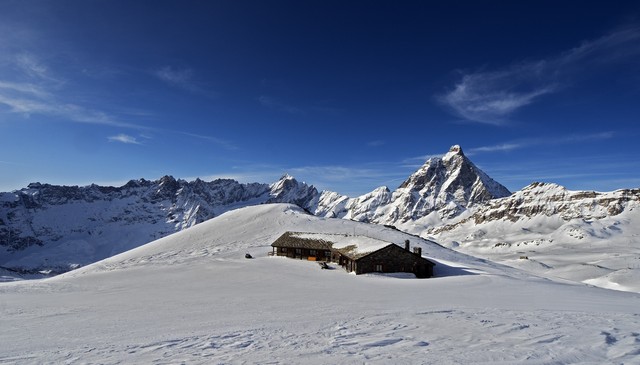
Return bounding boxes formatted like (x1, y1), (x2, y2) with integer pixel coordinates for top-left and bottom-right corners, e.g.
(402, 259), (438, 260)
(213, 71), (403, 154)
(2, 204), (640, 364)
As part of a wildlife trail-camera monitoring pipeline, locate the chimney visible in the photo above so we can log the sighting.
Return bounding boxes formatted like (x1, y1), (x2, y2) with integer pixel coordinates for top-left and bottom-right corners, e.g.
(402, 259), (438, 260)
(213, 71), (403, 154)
(404, 240), (410, 251)
(413, 247), (422, 256)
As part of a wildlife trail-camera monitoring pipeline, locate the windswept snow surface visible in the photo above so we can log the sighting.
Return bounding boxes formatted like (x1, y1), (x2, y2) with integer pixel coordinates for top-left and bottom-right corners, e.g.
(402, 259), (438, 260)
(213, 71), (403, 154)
(2, 204), (639, 364)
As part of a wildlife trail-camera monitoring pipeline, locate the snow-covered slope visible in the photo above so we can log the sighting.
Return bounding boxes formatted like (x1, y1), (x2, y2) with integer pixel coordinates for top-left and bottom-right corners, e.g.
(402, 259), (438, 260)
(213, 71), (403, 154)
(428, 182), (640, 292)
(1, 204), (639, 364)
(313, 145), (511, 224)
(0, 174), (317, 275)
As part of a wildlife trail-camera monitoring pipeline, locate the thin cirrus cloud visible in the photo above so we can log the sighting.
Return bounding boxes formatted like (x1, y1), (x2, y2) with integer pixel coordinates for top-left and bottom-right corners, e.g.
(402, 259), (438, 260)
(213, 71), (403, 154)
(0, 89), (142, 129)
(107, 134), (142, 145)
(438, 26), (640, 125)
(0, 53), (145, 129)
(153, 65), (219, 99)
(468, 131), (615, 155)
(0, 55), (233, 149)
(14, 53), (57, 82)
(154, 66), (194, 88)
(401, 154), (445, 166)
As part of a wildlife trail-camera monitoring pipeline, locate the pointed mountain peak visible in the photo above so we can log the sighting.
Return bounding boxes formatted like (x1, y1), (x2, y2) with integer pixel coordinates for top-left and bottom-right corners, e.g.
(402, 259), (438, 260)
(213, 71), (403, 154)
(279, 173), (295, 181)
(448, 144), (463, 154)
(397, 144), (510, 218)
(268, 174), (319, 210)
(443, 145), (465, 161)
(270, 174), (300, 190)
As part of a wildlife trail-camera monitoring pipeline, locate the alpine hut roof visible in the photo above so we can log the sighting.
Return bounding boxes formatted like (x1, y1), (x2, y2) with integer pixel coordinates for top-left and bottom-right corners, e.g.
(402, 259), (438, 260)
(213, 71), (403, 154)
(271, 231), (334, 250)
(271, 231), (395, 258)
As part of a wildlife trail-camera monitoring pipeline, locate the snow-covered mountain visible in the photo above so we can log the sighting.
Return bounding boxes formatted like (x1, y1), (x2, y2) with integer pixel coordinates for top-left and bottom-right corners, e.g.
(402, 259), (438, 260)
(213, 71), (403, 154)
(1, 145), (510, 275)
(312, 145), (511, 224)
(430, 181), (640, 232)
(427, 182), (640, 292)
(3, 144), (639, 291)
(0, 174), (317, 274)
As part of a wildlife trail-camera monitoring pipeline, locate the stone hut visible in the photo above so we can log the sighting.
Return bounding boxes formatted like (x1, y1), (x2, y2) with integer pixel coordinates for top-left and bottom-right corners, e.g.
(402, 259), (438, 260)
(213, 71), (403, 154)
(270, 231), (333, 261)
(271, 232), (435, 278)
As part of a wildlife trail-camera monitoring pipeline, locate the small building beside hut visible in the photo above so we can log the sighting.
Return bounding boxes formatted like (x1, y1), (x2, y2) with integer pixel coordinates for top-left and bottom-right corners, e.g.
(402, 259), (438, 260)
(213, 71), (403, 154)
(270, 232), (435, 278)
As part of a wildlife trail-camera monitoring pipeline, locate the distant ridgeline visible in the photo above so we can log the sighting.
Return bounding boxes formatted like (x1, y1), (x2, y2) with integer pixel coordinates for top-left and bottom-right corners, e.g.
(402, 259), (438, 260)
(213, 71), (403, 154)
(1, 145), (638, 277)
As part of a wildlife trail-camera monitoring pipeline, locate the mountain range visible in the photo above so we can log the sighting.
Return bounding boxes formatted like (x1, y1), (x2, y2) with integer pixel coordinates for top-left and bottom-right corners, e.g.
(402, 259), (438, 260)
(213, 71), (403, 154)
(1, 145), (638, 290)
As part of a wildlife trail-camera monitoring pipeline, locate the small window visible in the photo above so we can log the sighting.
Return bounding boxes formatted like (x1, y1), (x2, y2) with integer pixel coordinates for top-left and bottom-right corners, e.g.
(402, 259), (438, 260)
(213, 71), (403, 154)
(324, 251), (331, 257)
(281, 247), (287, 253)
(375, 264), (383, 272)
(295, 248), (302, 254)
(309, 249), (317, 256)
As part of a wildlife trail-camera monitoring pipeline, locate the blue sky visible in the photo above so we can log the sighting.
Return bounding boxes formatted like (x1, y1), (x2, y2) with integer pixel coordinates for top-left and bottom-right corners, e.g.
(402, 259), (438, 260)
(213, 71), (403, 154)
(1, 1), (640, 196)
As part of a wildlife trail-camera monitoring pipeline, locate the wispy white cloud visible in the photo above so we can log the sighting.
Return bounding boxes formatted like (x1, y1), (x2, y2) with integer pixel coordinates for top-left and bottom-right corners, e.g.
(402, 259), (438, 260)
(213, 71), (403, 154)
(0, 52), (148, 129)
(401, 154), (444, 165)
(468, 132), (615, 155)
(15, 53), (51, 80)
(0, 160), (21, 165)
(0, 91), (144, 129)
(0, 80), (50, 98)
(153, 65), (219, 98)
(440, 70), (557, 125)
(468, 143), (521, 154)
(154, 66), (194, 88)
(439, 26), (640, 124)
(107, 134), (142, 145)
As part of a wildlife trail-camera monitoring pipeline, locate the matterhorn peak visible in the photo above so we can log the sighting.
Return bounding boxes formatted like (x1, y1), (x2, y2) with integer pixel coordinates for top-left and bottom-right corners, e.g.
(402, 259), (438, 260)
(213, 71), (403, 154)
(391, 144), (510, 221)
(448, 144), (463, 154)
(443, 144), (465, 161)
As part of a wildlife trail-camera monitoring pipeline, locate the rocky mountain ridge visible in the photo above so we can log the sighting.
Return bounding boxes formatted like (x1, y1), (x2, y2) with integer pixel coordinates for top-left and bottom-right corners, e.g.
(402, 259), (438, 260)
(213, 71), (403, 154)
(425, 181), (640, 249)
(2, 145), (638, 279)
(311, 145), (511, 224)
(429, 182), (640, 236)
(424, 181), (640, 293)
(0, 174), (317, 274)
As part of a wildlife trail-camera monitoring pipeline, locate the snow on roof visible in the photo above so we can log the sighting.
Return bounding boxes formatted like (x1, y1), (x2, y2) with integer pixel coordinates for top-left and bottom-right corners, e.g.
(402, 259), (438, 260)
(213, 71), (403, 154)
(288, 232), (395, 258)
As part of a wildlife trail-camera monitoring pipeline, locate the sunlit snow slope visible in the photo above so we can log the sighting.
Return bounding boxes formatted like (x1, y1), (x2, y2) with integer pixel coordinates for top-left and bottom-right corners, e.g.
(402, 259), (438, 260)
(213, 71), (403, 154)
(429, 182), (640, 293)
(2, 204), (639, 364)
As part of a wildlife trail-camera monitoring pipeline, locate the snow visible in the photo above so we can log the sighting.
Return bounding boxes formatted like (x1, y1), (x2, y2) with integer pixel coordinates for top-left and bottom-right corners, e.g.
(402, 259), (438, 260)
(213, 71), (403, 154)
(291, 232), (394, 256)
(426, 182), (640, 293)
(2, 203), (639, 364)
